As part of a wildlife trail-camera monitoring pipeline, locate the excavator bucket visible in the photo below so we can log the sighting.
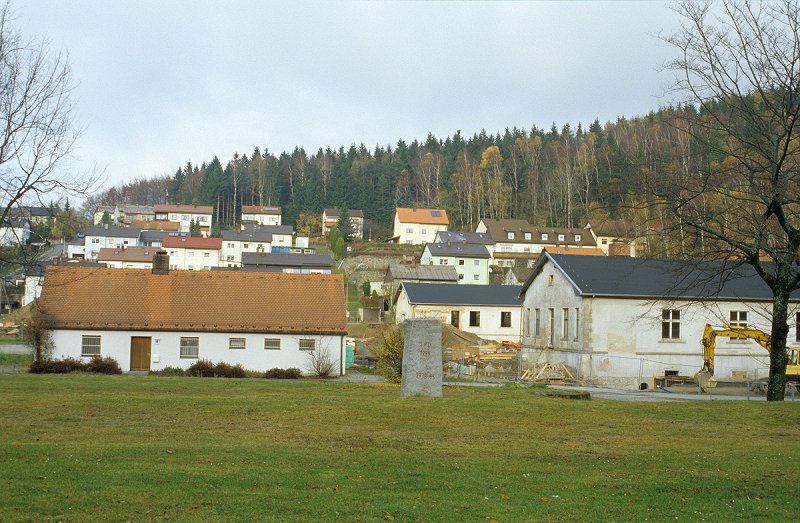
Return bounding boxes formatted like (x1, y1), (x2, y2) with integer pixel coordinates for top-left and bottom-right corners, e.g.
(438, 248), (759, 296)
(695, 370), (717, 392)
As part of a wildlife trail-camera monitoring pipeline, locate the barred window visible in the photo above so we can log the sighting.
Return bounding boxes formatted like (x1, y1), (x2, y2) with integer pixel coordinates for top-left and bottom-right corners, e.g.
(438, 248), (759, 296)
(81, 335), (101, 357)
(299, 338), (316, 351)
(229, 338), (246, 350)
(180, 337), (199, 358)
(264, 338), (281, 350)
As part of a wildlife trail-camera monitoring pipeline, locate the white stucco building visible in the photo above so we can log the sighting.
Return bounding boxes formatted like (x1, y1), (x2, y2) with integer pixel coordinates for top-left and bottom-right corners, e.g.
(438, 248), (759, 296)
(0, 218), (30, 247)
(519, 252), (800, 389)
(38, 262), (348, 374)
(154, 204), (214, 235)
(84, 225), (142, 260)
(394, 282), (522, 342)
(392, 208), (449, 245)
(162, 236), (222, 271)
(241, 205), (282, 226)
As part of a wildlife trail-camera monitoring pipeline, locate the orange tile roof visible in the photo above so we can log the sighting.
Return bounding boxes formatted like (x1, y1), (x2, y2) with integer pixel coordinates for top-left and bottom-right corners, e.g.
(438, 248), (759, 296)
(541, 246), (606, 256)
(241, 205), (282, 215)
(161, 236), (222, 250)
(38, 267), (346, 334)
(395, 207), (449, 225)
(97, 247), (161, 263)
(154, 204), (214, 214)
(130, 220), (181, 231)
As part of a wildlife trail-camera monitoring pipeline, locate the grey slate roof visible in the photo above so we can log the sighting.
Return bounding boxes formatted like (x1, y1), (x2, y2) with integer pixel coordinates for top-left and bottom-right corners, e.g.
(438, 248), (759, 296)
(521, 253), (800, 301)
(85, 225), (141, 238)
(481, 218), (594, 247)
(385, 264), (459, 283)
(401, 282), (522, 306)
(324, 208), (364, 218)
(140, 230), (188, 242)
(227, 224), (294, 242)
(434, 231), (494, 245)
(424, 242), (490, 258)
(242, 252), (332, 268)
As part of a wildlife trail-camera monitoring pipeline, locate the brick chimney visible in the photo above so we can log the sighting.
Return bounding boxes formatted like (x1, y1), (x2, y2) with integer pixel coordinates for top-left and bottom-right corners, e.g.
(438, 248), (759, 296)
(152, 251), (169, 275)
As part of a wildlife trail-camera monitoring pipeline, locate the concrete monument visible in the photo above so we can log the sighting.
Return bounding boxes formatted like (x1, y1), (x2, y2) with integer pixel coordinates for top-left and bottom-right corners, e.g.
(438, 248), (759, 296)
(401, 318), (443, 397)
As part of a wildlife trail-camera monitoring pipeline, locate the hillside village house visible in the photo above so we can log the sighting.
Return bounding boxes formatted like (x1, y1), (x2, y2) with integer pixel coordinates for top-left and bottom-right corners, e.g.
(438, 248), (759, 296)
(585, 220), (640, 256)
(519, 252), (800, 389)
(37, 262), (348, 374)
(0, 218), (30, 247)
(162, 236), (222, 271)
(139, 231), (188, 248)
(383, 264), (459, 299)
(130, 219), (180, 232)
(84, 225), (141, 260)
(93, 204), (155, 225)
(502, 246), (606, 285)
(434, 230), (494, 248)
(395, 282), (522, 342)
(221, 225), (294, 266)
(322, 208), (364, 239)
(420, 242), (490, 284)
(241, 205), (282, 226)
(97, 247), (159, 269)
(392, 208), (449, 245)
(154, 204), (213, 235)
(477, 218), (596, 266)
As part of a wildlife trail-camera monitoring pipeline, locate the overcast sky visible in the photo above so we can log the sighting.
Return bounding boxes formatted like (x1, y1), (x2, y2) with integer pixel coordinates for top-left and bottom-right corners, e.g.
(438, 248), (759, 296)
(18, 1), (683, 191)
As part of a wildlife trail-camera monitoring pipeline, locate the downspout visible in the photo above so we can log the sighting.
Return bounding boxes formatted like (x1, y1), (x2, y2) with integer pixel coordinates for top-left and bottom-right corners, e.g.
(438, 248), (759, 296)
(340, 334), (345, 376)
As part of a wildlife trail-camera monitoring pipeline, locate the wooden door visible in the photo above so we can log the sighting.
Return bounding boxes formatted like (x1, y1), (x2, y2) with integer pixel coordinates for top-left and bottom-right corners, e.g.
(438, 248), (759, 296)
(130, 337), (152, 371)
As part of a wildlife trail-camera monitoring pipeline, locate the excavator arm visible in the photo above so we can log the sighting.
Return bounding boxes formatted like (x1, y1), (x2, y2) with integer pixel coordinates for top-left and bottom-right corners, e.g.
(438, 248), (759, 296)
(696, 324), (772, 390)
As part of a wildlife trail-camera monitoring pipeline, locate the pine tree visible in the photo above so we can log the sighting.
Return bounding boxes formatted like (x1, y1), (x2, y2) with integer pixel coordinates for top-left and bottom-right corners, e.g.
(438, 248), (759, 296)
(336, 205), (354, 242)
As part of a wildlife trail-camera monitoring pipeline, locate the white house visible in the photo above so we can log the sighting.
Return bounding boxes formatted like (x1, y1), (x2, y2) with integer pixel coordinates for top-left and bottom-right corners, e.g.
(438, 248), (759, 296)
(162, 236), (222, 271)
(241, 205), (282, 227)
(519, 252), (800, 390)
(322, 208), (364, 239)
(240, 252), (332, 274)
(392, 207), (449, 245)
(154, 204), (214, 235)
(0, 218), (31, 247)
(221, 225), (294, 267)
(477, 218), (597, 266)
(84, 225), (141, 260)
(394, 282), (522, 343)
(37, 261), (348, 374)
(93, 204), (155, 225)
(97, 247), (160, 269)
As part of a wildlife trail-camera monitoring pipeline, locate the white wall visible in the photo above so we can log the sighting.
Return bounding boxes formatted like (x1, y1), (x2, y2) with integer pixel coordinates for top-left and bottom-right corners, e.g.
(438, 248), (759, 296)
(50, 329), (345, 375)
(395, 292), (520, 342)
(521, 259), (798, 388)
(102, 260), (153, 269)
(394, 218), (448, 245)
(84, 235), (138, 259)
(242, 213), (281, 226)
(166, 247), (221, 270)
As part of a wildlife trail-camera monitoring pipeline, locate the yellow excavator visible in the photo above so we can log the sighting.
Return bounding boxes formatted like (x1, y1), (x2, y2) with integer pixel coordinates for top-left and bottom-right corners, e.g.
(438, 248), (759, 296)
(695, 324), (800, 391)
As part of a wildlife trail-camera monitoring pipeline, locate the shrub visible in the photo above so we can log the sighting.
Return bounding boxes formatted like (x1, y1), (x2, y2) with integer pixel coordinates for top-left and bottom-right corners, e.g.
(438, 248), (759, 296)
(372, 325), (404, 383)
(85, 356), (122, 375)
(306, 346), (336, 378)
(213, 362), (247, 378)
(154, 366), (186, 377)
(29, 357), (86, 374)
(187, 359), (215, 377)
(264, 367), (303, 379)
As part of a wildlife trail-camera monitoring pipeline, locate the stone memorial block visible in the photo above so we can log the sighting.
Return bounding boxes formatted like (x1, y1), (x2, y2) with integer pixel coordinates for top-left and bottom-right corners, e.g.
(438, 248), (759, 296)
(401, 318), (442, 397)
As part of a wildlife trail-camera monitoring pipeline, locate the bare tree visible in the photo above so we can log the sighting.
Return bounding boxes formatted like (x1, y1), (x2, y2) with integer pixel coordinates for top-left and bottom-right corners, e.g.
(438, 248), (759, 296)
(653, 0), (800, 400)
(0, 2), (93, 264)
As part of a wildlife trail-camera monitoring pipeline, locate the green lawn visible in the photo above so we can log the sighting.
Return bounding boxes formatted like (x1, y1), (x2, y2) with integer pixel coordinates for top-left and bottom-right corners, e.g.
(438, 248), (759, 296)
(0, 375), (798, 522)
(0, 353), (31, 366)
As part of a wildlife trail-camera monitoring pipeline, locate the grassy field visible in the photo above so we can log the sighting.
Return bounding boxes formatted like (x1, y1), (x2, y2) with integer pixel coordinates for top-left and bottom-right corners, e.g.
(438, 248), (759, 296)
(0, 375), (799, 522)
(0, 353), (31, 366)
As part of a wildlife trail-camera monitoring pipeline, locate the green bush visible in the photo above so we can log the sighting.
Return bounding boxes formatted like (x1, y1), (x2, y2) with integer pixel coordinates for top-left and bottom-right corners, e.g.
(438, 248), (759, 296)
(85, 356), (122, 375)
(264, 367), (303, 379)
(372, 325), (404, 384)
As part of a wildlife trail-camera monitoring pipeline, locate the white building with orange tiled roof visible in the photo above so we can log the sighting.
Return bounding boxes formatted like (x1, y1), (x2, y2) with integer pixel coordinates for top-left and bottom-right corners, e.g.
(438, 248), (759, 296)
(392, 207), (449, 245)
(241, 205), (282, 226)
(162, 236), (222, 271)
(37, 259), (348, 374)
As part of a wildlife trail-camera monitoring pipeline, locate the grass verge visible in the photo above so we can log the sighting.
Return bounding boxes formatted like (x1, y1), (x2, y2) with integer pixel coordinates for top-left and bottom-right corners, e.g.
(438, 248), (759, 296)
(0, 374), (798, 521)
(0, 353), (31, 366)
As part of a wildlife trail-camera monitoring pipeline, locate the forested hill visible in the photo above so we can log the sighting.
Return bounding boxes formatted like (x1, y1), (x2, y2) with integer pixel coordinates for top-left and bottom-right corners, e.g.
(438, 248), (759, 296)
(93, 105), (713, 237)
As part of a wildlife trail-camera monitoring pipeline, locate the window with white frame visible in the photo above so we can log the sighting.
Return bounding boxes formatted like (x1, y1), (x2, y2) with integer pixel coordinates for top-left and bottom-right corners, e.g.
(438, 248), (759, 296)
(229, 338), (246, 350)
(421, 228), (427, 234)
(81, 335), (101, 357)
(524, 233), (531, 240)
(458, 259), (465, 265)
(264, 338), (281, 350)
(541, 233), (549, 241)
(661, 309), (681, 339)
(508, 232), (515, 240)
(729, 310), (748, 328)
(299, 338), (316, 351)
(180, 337), (199, 358)
(204, 252), (210, 258)
(227, 243), (234, 248)
(181, 214), (189, 220)
(473, 274), (479, 281)
(575, 235), (581, 242)
(558, 234), (565, 242)
(501, 311), (512, 328)
(473, 259), (479, 266)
